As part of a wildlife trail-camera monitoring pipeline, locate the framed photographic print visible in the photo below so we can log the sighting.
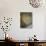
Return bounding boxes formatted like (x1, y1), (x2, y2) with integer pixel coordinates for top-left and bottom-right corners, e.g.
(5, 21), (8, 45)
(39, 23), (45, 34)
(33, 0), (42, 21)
(20, 12), (32, 28)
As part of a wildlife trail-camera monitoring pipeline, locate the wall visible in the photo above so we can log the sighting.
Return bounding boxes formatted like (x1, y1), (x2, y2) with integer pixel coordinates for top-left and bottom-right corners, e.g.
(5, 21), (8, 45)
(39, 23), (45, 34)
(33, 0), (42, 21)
(0, 0), (46, 40)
